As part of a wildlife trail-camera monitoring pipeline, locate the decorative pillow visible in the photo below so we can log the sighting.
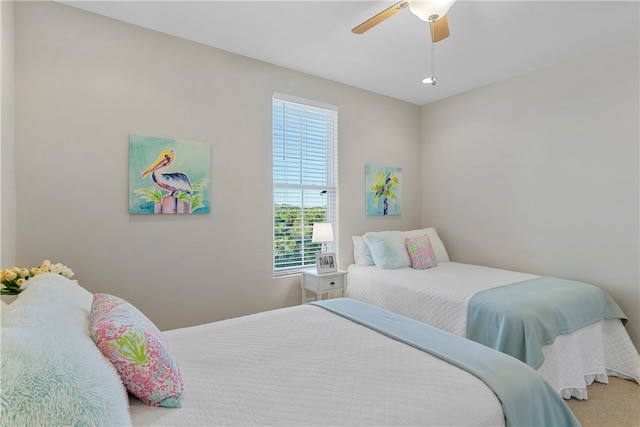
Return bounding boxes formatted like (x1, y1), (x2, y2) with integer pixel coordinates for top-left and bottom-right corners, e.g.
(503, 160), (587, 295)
(405, 235), (438, 270)
(90, 293), (183, 408)
(363, 231), (411, 269)
(1, 274), (131, 426)
(404, 228), (450, 262)
(352, 235), (374, 266)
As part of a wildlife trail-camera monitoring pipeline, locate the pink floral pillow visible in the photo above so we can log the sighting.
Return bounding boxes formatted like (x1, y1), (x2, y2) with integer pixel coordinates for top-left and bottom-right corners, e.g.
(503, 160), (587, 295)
(89, 293), (183, 408)
(405, 234), (438, 270)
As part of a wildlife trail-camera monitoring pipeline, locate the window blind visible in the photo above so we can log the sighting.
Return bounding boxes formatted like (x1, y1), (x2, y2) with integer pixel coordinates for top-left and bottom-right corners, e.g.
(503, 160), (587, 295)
(272, 94), (338, 275)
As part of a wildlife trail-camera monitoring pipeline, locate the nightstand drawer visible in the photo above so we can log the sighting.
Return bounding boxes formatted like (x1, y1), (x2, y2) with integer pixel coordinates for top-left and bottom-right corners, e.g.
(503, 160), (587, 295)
(318, 276), (344, 292)
(300, 269), (348, 304)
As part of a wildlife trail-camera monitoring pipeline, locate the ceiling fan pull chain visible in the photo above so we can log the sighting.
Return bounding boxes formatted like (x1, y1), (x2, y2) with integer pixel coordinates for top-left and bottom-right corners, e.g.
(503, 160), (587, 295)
(423, 22), (437, 85)
(431, 40), (436, 83)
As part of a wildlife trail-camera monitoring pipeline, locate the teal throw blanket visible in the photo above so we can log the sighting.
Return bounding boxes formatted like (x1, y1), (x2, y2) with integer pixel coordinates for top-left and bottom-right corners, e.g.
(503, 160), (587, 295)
(467, 276), (627, 370)
(312, 298), (579, 427)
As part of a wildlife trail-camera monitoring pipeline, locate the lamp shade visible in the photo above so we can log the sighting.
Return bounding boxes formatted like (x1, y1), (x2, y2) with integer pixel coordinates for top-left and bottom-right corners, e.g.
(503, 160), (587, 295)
(312, 222), (334, 243)
(408, 0), (455, 22)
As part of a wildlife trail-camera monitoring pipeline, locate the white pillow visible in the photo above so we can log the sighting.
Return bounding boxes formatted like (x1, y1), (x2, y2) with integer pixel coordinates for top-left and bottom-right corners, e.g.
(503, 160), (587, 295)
(360, 227), (450, 269)
(363, 231), (411, 269)
(404, 228), (450, 262)
(352, 235), (374, 266)
(1, 273), (132, 426)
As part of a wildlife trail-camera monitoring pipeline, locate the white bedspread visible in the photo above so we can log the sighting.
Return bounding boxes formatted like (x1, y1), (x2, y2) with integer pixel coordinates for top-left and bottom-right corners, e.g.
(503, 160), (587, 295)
(347, 262), (640, 399)
(130, 304), (506, 426)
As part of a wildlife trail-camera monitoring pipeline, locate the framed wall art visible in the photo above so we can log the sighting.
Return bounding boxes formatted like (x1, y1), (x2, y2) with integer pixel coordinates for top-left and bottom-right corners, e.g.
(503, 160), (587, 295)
(129, 135), (211, 214)
(365, 165), (402, 216)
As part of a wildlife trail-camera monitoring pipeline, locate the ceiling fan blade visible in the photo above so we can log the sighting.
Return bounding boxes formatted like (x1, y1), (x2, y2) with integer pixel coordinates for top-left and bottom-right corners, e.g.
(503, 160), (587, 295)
(429, 15), (450, 43)
(352, 0), (409, 34)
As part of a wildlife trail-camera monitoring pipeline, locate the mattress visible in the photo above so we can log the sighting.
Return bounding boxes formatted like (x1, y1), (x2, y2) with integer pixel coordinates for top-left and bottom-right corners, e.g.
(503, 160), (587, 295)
(347, 262), (640, 399)
(129, 303), (508, 426)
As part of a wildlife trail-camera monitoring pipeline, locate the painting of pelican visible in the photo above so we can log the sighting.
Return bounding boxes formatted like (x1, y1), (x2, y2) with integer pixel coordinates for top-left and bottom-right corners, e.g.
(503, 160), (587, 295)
(129, 135), (210, 214)
(142, 149), (193, 196)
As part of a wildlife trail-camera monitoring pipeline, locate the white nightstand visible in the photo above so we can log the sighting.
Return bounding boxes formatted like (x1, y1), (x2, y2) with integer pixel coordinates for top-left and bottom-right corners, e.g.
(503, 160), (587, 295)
(300, 268), (348, 304)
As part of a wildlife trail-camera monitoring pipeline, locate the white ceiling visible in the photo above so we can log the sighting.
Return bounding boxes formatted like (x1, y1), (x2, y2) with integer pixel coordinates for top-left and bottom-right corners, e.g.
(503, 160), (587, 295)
(59, 0), (639, 106)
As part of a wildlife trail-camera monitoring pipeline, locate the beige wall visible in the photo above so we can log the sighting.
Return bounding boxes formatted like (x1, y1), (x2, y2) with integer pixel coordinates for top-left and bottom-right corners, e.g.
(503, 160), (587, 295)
(1, 0), (16, 269)
(7, 2), (639, 351)
(11, 1), (422, 330)
(421, 38), (640, 349)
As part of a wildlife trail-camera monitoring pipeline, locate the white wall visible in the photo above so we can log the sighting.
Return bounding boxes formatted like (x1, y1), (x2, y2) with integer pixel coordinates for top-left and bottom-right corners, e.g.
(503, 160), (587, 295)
(11, 1), (422, 330)
(421, 38), (640, 350)
(1, 0), (16, 269)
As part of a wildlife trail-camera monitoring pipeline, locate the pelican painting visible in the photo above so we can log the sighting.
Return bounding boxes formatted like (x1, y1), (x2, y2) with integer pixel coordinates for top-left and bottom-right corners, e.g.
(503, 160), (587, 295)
(142, 149), (193, 196)
(141, 149), (192, 213)
(129, 135), (210, 214)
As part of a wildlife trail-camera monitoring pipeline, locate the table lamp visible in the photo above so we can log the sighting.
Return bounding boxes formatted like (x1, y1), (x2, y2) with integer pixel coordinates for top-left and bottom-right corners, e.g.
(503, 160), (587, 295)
(312, 222), (334, 253)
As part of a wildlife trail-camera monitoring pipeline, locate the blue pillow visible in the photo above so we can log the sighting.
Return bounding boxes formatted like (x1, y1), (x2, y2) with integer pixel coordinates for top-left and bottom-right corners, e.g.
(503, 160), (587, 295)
(363, 231), (411, 269)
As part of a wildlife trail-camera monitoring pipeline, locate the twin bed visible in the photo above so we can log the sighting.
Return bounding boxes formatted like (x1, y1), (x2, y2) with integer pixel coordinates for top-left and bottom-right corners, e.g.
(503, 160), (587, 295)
(2, 272), (579, 426)
(347, 228), (640, 399)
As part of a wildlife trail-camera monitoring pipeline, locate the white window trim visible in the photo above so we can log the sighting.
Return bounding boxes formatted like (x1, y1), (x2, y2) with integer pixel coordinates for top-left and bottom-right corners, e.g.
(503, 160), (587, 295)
(272, 93), (339, 276)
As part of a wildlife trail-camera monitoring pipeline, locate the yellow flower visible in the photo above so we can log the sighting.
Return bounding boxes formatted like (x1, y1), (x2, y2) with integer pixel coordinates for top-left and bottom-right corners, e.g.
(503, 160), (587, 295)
(1, 260), (74, 296)
(4, 270), (17, 281)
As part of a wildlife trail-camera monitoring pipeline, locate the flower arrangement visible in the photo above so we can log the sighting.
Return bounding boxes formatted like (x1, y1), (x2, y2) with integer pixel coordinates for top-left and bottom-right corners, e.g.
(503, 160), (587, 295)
(0, 260), (74, 295)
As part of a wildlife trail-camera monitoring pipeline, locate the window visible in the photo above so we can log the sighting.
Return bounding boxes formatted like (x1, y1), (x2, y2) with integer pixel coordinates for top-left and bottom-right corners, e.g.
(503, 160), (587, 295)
(272, 93), (338, 275)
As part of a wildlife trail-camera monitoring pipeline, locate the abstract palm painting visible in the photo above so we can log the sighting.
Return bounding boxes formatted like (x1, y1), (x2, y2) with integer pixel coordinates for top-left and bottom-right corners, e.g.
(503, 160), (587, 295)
(129, 135), (210, 214)
(365, 165), (402, 216)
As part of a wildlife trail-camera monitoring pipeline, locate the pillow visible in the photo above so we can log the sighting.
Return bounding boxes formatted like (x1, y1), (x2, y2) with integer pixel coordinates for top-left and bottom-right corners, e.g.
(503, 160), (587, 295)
(1, 274), (131, 426)
(405, 235), (438, 270)
(352, 235), (374, 266)
(404, 228), (450, 262)
(90, 293), (183, 408)
(363, 231), (411, 269)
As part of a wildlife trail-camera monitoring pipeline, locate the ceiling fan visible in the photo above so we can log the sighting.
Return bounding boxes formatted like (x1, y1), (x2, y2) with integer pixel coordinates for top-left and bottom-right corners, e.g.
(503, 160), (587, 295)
(352, 0), (456, 43)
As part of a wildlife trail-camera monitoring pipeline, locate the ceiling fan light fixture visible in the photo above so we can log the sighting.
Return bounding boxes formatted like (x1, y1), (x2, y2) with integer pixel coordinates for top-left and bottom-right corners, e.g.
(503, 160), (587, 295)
(408, 0), (455, 22)
(422, 76), (437, 85)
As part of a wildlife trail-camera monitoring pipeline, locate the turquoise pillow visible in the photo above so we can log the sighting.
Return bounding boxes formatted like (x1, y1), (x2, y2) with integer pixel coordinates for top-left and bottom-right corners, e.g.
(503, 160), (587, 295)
(0, 274), (132, 426)
(363, 231), (411, 269)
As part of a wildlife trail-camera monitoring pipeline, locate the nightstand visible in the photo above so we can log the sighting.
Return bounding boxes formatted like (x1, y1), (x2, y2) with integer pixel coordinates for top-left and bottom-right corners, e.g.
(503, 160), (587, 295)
(300, 268), (348, 304)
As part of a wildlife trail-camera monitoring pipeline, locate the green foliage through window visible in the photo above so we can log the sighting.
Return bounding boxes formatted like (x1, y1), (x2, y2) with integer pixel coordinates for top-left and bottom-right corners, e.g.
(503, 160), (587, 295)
(274, 203), (328, 269)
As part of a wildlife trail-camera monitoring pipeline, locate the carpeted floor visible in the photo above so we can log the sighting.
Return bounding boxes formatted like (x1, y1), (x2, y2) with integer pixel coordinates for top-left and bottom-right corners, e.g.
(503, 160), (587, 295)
(565, 377), (640, 427)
